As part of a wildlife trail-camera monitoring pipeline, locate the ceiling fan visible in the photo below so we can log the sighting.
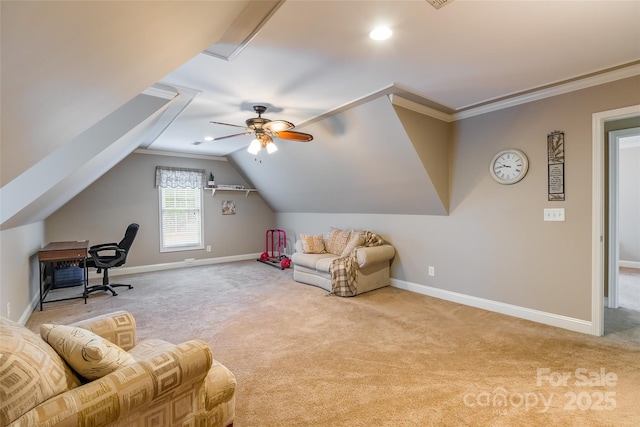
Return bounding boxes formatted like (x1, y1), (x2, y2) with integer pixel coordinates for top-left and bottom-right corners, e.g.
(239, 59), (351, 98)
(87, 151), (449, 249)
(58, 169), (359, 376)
(210, 105), (313, 155)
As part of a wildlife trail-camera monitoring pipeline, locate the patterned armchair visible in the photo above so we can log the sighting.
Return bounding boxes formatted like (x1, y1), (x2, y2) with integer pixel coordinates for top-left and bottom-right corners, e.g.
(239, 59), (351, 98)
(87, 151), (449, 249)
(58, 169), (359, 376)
(0, 311), (235, 427)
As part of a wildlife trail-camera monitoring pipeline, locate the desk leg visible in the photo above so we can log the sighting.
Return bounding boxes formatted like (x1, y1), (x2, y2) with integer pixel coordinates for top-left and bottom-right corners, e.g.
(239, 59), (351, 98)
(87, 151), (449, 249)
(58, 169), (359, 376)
(83, 261), (88, 304)
(39, 261), (44, 311)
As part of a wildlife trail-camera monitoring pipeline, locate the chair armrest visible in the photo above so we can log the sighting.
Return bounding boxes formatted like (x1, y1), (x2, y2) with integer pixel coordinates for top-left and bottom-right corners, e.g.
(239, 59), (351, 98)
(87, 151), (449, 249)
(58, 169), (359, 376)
(89, 242), (118, 251)
(355, 245), (395, 268)
(70, 311), (137, 350)
(16, 340), (213, 426)
(88, 245), (126, 269)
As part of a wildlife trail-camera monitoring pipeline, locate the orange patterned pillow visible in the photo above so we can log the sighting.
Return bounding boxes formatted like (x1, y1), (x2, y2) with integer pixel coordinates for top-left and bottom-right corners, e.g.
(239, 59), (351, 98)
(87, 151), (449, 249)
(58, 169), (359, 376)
(325, 228), (352, 256)
(300, 234), (326, 254)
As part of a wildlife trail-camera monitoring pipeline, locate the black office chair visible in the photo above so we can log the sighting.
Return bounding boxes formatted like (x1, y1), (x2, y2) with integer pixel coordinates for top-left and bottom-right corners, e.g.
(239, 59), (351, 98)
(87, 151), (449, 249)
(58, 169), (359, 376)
(83, 223), (139, 296)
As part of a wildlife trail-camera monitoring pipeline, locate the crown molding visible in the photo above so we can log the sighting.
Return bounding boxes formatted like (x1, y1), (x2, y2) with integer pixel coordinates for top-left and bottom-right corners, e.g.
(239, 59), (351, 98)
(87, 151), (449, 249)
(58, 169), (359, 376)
(280, 63), (640, 128)
(389, 95), (455, 122)
(455, 62), (640, 120)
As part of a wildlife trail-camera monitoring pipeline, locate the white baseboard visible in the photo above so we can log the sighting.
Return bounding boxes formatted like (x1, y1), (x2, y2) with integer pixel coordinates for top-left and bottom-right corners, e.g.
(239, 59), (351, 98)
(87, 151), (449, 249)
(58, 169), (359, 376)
(88, 253), (262, 279)
(619, 260), (640, 269)
(391, 279), (593, 335)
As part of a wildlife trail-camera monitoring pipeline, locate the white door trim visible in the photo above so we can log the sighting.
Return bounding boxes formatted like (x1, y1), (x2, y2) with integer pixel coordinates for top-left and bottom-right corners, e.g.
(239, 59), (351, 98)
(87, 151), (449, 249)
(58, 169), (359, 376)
(608, 130), (620, 309)
(592, 105), (640, 336)
(608, 127), (640, 309)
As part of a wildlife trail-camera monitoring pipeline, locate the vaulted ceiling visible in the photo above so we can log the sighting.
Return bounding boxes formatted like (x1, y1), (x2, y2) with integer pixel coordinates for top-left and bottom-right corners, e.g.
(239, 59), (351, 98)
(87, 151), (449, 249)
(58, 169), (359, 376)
(150, 0), (640, 157)
(2, 1), (639, 229)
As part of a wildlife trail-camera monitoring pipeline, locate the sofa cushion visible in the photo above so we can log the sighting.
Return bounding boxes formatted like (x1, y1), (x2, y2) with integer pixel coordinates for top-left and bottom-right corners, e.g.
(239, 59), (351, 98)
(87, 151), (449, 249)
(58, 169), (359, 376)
(40, 324), (136, 380)
(325, 228), (352, 255)
(0, 317), (80, 426)
(291, 252), (337, 270)
(300, 234), (326, 254)
(315, 256), (336, 273)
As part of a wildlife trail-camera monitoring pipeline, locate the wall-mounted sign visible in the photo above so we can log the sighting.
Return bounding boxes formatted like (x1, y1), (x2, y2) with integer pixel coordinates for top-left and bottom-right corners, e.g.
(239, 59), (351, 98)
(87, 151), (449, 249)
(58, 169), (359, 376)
(547, 131), (565, 201)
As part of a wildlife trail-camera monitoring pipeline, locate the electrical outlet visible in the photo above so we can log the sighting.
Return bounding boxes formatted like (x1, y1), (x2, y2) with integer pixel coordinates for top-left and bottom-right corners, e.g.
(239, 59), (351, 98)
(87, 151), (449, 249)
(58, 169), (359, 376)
(6, 303), (10, 318)
(428, 266), (435, 277)
(206, 245), (211, 252)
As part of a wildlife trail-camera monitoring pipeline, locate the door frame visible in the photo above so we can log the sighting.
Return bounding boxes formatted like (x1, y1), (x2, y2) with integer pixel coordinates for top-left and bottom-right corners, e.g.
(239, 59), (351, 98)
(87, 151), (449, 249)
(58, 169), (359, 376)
(607, 127), (640, 309)
(592, 105), (640, 336)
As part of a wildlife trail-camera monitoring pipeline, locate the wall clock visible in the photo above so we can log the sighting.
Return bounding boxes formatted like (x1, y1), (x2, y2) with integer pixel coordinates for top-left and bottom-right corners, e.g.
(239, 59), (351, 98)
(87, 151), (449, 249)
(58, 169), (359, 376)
(489, 149), (529, 185)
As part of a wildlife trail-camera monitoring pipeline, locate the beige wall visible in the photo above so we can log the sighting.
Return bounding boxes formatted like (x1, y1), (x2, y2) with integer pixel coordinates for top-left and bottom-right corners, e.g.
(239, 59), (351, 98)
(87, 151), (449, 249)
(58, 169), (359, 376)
(277, 76), (640, 322)
(0, 222), (45, 322)
(394, 105), (451, 212)
(45, 152), (275, 267)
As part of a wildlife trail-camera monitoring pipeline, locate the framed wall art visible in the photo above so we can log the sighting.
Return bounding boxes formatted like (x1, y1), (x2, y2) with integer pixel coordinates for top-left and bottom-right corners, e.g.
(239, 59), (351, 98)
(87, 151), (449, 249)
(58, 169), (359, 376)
(547, 131), (565, 201)
(222, 200), (236, 215)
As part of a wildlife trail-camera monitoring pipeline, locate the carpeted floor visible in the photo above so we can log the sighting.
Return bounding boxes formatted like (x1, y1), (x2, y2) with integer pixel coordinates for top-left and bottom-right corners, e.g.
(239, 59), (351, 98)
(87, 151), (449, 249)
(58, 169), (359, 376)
(27, 261), (640, 426)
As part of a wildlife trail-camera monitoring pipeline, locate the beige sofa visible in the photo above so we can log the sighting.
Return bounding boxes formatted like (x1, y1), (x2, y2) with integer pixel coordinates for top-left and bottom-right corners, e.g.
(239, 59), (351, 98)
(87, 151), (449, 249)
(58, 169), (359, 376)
(291, 229), (395, 296)
(0, 311), (235, 427)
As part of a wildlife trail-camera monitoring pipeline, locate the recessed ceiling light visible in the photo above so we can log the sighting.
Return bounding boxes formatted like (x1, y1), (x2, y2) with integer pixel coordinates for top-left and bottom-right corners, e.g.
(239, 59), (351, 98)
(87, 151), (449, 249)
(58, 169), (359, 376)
(369, 26), (392, 41)
(204, 136), (214, 141)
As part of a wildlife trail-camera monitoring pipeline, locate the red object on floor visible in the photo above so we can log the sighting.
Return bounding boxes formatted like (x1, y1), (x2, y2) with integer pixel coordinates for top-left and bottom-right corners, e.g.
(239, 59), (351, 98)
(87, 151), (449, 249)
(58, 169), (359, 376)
(257, 229), (290, 270)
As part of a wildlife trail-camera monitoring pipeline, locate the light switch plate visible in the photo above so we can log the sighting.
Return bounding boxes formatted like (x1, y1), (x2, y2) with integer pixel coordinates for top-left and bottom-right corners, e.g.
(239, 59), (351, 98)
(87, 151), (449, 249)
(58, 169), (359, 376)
(544, 208), (565, 221)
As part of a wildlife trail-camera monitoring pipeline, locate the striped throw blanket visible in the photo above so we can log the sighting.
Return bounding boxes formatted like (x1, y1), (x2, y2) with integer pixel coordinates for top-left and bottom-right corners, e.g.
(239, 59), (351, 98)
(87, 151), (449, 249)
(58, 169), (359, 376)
(330, 231), (384, 296)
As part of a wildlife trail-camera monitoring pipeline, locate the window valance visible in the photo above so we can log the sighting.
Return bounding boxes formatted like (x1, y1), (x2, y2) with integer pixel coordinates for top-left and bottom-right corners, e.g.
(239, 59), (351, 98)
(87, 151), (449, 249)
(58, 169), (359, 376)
(155, 166), (206, 189)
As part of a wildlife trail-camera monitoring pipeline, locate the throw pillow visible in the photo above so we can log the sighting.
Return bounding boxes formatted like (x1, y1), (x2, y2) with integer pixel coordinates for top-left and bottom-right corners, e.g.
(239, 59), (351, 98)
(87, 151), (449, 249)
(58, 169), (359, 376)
(40, 324), (136, 380)
(300, 234), (326, 254)
(340, 231), (365, 258)
(325, 227), (352, 256)
(1, 317), (80, 426)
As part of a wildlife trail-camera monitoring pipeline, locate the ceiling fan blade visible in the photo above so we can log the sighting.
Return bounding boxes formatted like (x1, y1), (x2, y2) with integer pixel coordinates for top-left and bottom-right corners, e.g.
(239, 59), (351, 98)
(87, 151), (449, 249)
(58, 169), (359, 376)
(209, 121), (248, 129)
(213, 131), (253, 141)
(263, 120), (294, 133)
(275, 130), (314, 142)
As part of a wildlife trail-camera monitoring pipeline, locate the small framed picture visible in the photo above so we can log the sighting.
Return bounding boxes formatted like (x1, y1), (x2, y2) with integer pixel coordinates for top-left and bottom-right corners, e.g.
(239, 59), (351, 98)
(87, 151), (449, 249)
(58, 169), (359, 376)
(222, 200), (236, 215)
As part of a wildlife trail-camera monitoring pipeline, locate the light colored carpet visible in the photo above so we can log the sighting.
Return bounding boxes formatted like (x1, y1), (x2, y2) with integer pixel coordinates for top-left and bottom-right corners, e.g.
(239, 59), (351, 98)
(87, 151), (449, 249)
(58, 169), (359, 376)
(28, 261), (640, 426)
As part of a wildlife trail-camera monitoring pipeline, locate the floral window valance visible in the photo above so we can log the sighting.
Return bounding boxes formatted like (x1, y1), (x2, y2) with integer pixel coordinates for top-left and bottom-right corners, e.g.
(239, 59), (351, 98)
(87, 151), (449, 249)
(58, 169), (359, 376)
(155, 166), (206, 189)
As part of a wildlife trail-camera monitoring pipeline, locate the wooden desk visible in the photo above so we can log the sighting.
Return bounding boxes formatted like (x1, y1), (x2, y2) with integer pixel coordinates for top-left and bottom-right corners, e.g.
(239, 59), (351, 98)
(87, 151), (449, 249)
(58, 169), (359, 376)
(38, 241), (89, 310)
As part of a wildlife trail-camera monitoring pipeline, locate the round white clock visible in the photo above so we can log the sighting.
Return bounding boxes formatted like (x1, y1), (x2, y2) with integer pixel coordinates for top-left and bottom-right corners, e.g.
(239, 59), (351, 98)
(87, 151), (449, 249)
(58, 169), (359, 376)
(489, 149), (529, 185)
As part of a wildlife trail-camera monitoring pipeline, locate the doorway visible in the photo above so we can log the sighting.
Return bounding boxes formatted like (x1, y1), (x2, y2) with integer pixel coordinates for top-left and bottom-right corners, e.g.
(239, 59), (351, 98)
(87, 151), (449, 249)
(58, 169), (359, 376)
(608, 127), (640, 312)
(591, 105), (640, 337)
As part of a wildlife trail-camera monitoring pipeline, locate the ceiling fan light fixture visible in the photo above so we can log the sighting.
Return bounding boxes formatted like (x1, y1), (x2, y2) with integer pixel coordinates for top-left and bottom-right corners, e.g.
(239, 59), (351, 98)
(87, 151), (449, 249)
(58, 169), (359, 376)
(264, 120), (294, 132)
(248, 138), (261, 154)
(210, 105), (313, 153)
(266, 141), (278, 154)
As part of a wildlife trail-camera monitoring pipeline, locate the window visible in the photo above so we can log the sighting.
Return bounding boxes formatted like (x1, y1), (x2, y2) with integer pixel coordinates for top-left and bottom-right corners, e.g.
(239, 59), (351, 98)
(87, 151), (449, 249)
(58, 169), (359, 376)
(155, 167), (205, 252)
